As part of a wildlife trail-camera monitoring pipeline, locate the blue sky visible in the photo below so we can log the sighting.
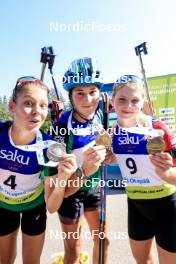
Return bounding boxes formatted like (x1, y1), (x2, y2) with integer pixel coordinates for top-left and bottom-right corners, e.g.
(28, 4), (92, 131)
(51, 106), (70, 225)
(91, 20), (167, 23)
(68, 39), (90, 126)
(0, 0), (176, 99)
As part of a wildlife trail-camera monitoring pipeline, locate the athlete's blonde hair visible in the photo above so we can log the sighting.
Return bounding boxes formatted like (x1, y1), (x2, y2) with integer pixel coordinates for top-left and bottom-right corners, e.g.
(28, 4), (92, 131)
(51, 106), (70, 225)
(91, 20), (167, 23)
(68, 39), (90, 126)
(112, 81), (149, 127)
(9, 78), (50, 112)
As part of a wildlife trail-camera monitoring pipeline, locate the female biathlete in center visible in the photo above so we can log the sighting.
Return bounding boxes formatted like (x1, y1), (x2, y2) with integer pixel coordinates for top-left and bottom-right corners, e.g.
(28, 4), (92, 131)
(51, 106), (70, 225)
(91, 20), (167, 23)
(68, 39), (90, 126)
(52, 58), (110, 264)
(110, 74), (176, 264)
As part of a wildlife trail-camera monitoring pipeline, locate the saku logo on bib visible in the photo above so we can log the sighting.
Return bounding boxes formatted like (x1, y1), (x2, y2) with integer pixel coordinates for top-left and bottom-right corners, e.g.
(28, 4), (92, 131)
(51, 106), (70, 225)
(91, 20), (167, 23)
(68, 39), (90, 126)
(0, 149), (30, 165)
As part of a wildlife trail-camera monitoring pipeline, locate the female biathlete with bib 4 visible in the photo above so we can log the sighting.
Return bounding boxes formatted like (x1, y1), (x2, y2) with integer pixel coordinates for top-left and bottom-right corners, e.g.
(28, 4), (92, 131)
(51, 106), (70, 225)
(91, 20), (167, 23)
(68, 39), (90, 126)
(52, 58), (110, 264)
(0, 76), (77, 264)
(111, 74), (176, 264)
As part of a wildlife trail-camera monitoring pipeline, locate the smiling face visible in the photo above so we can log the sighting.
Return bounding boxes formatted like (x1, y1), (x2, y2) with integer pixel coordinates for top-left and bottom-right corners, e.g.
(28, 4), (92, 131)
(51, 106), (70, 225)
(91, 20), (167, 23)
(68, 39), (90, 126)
(112, 83), (144, 127)
(71, 85), (100, 120)
(10, 84), (48, 132)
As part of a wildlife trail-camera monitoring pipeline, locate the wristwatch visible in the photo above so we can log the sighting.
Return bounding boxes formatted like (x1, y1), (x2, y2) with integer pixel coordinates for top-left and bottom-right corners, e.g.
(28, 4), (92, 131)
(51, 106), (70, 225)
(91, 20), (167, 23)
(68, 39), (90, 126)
(76, 167), (87, 180)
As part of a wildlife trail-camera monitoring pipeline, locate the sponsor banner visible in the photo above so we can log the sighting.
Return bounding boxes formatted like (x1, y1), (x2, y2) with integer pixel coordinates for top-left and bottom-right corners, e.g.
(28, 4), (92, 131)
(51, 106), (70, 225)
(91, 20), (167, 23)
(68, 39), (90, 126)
(148, 74), (176, 132)
(159, 107), (175, 115)
(159, 116), (175, 124)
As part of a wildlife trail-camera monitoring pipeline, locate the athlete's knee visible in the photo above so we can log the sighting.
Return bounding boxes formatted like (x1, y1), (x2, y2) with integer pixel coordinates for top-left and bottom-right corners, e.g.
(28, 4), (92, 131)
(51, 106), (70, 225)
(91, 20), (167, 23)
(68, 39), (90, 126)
(64, 240), (82, 261)
(105, 233), (110, 247)
(0, 251), (17, 264)
(23, 248), (42, 264)
(94, 234), (110, 250)
(101, 236), (110, 249)
(23, 256), (40, 264)
(132, 252), (154, 264)
(64, 249), (80, 263)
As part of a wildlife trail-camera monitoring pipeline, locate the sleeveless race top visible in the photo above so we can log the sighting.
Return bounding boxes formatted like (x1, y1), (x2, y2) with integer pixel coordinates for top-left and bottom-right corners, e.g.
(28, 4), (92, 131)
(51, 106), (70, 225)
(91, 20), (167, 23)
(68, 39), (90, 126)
(112, 120), (176, 199)
(0, 122), (57, 211)
(54, 110), (103, 191)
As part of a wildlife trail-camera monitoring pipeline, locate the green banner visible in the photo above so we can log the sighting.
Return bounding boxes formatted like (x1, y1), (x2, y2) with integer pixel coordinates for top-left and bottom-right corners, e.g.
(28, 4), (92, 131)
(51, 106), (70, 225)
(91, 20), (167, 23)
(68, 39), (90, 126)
(148, 74), (176, 132)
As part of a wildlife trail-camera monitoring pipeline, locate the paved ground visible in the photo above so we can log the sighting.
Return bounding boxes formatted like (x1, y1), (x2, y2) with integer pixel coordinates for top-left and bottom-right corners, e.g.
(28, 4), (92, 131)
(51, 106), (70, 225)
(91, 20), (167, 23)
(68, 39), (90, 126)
(15, 189), (159, 264)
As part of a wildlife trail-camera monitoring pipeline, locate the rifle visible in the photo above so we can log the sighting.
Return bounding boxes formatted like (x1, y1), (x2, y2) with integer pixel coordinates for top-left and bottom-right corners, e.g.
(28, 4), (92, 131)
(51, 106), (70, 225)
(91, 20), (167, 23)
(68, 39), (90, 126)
(40, 46), (64, 122)
(135, 42), (155, 116)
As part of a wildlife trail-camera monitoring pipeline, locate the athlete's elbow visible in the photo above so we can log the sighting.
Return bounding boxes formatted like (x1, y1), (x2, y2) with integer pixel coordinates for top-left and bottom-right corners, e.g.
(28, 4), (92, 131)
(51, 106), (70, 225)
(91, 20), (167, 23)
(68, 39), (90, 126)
(47, 204), (58, 214)
(46, 200), (60, 214)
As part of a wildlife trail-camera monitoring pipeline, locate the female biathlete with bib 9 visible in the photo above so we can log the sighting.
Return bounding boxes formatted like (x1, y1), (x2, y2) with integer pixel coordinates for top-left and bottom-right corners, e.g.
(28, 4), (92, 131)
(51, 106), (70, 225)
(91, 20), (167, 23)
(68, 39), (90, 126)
(0, 77), (77, 264)
(52, 58), (110, 264)
(111, 75), (176, 264)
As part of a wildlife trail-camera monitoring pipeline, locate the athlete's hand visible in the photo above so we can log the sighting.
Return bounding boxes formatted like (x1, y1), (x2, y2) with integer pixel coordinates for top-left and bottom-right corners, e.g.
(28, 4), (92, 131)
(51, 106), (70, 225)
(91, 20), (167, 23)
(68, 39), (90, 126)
(104, 149), (117, 164)
(82, 145), (106, 176)
(58, 154), (77, 181)
(149, 152), (173, 180)
(142, 100), (155, 116)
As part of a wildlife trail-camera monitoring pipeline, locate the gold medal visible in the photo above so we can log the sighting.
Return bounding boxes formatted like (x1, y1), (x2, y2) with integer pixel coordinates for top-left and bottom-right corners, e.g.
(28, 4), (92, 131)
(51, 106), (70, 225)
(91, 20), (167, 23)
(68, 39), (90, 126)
(95, 131), (112, 148)
(146, 136), (165, 154)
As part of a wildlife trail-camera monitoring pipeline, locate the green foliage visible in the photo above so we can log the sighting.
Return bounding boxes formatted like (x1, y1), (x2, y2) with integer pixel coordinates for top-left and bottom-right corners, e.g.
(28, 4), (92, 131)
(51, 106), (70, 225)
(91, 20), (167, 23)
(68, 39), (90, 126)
(41, 113), (52, 133)
(0, 96), (12, 121)
(49, 88), (68, 107)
